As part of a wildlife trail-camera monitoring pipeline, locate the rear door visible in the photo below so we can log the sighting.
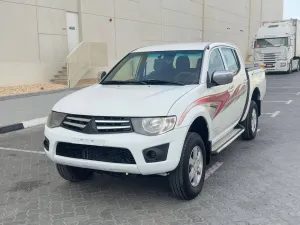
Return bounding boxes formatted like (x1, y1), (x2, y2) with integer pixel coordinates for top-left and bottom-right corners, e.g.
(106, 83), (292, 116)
(220, 47), (248, 124)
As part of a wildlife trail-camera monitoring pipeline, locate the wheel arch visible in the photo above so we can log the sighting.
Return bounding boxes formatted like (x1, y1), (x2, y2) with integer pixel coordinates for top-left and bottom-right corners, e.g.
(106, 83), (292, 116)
(188, 116), (211, 165)
(251, 88), (261, 116)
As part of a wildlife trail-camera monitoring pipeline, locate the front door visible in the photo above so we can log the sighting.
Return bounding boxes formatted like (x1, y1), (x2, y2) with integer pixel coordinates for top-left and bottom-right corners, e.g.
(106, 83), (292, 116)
(66, 12), (80, 53)
(205, 47), (234, 140)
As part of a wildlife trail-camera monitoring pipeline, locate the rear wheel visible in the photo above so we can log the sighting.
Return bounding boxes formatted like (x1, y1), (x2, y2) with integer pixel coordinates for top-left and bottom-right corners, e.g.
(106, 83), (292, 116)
(56, 164), (93, 182)
(241, 100), (258, 140)
(297, 61), (300, 72)
(169, 132), (206, 200)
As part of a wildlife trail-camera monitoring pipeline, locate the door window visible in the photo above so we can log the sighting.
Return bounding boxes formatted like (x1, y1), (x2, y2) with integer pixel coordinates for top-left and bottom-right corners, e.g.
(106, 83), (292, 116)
(221, 48), (240, 75)
(208, 49), (225, 77)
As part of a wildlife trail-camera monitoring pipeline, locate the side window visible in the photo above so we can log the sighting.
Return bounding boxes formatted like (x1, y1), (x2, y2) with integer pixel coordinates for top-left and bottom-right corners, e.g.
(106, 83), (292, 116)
(208, 49), (225, 76)
(221, 48), (240, 75)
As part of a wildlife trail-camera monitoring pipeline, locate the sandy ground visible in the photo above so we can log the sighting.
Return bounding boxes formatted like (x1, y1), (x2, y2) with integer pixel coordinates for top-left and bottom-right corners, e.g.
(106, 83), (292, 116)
(0, 79), (98, 97)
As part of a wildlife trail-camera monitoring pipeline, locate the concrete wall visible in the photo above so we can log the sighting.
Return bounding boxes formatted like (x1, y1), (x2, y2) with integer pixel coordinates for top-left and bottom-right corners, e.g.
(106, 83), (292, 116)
(0, 0), (77, 86)
(261, 0), (283, 22)
(81, 0), (203, 68)
(0, 0), (283, 86)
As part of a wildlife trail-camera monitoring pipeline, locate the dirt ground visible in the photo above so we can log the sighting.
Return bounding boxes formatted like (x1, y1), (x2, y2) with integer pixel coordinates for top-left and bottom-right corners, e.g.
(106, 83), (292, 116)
(0, 79), (98, 97)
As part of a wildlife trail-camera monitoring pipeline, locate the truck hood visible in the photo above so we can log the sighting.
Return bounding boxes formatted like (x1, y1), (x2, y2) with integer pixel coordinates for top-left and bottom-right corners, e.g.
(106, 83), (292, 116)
(53, 84), (196, 117)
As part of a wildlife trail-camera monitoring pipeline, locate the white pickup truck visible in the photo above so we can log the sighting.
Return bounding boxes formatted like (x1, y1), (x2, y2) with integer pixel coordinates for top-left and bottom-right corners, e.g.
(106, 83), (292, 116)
(44, 42), (266, 200)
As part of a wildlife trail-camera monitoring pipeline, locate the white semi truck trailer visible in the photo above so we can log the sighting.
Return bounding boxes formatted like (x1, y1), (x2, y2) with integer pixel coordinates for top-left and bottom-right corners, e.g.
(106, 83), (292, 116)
(253, 19), (300, 73)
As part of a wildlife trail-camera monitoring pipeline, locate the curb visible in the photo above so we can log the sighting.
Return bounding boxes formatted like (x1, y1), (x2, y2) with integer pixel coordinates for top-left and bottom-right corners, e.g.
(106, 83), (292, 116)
(0, 117), (47, 134)
(0, 87), (82, 101)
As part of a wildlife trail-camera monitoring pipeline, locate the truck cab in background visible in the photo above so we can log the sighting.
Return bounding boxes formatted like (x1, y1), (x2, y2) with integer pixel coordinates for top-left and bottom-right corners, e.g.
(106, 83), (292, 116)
(253, 19), (300, 74)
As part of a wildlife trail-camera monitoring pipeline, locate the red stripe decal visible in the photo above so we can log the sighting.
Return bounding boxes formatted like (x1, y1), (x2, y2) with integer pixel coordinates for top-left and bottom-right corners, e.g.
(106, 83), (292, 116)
(178, 84), (247, 126)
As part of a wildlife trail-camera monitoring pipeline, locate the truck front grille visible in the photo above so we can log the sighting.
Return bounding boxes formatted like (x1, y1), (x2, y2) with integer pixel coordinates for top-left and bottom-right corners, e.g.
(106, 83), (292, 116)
(257, 52), (281, 63)
(61, 114), (133, 134)
(56, 142), (136, 164)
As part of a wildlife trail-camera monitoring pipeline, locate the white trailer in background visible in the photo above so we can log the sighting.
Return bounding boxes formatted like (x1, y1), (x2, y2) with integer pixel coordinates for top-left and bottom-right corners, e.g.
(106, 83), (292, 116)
(253, 19), (300, 73)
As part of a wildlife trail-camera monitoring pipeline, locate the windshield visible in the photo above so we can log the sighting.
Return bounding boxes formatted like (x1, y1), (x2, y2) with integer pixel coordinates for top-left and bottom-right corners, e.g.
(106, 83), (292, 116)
(254, 37), (288, 48)
(101, 50), (204, 85)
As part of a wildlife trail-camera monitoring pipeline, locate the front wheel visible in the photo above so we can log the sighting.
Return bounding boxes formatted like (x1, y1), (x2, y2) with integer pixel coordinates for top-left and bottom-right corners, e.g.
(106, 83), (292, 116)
(56, 164), (93, 182)
(169, 132), (206, 200)
(241, 100), (258, 140)
(287, 62), (293, 74)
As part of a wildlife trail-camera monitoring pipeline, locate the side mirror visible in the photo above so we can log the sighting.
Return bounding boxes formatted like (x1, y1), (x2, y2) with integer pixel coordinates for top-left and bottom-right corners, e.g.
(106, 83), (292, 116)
(212, 70), (233, 86)
(98, 71), (107, 81)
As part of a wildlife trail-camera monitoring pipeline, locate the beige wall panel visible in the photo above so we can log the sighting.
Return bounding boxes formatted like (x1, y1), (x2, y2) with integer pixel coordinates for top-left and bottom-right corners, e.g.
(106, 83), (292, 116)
(81, 14), (116, 62)
(162, 9), (202, 30)
(37, 7), (66, 35)
(115, 19), (142, 59)
(114, 0), (140, 21)
(80, 0), (114, 17)
(191, 0), (203, 3)
(162, 26), (182, 42)
(261, 0), (283, 21)
(140, 40), (171, 47)
(39, 34), (68, 62)
(250, 0), (262, 23)
(180, 29), (202, 42)
(162, 0), (203, 17)
(65, 0), (78, 12)
(140, 0), (161, 24)
(140, 23), (162, 41)
(163, 26), (201, 42)
(204, 29), (248, 58)
(0, 2), (39, 62)
(204, 18), (248, 36)
(0, 62), (65, 86)
(36, 0), (65, 9)
(205, 0), (249, 18)
(3, 0), (36, 4)
(204, 5), (249, 27)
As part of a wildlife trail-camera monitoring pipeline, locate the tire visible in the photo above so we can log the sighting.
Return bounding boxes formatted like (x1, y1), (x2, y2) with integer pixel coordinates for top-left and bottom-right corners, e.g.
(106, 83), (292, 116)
(287, 62), (293, 74)
(297, 61), (300, 72)
(241, 100), (258, 141)
(56, 164), (93, 182)
(169, 132), (206, 200)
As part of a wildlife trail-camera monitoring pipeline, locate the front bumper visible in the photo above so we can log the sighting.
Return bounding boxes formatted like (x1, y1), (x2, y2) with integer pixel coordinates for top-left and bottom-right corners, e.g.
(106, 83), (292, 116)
(44, 125), (189, 175)
(254, 60), (289, 72)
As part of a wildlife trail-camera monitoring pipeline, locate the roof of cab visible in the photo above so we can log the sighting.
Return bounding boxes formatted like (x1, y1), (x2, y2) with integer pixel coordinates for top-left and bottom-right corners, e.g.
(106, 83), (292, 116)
(133, 42), (212, 52)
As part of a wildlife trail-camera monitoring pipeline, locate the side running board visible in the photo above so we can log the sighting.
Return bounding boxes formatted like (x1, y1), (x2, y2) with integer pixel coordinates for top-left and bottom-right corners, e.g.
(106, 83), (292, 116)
(212, 125), (245, 154)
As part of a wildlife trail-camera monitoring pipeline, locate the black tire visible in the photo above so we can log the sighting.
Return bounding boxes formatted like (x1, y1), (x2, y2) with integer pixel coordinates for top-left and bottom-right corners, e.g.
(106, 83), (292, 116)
(56, 164), (93, 182)
(241, 100), (258, 141)
(287, 62), (293, 74)
(169, 132), (206, 200)
(297, 61), (300, 72)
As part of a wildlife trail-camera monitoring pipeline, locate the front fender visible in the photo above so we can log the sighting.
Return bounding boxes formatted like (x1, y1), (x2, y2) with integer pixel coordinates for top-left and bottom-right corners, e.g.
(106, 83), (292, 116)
(176, 105), (213, 141)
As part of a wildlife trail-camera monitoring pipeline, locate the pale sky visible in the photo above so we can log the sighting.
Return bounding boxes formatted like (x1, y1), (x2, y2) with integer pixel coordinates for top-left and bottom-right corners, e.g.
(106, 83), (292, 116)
(284, 0), (300, 19)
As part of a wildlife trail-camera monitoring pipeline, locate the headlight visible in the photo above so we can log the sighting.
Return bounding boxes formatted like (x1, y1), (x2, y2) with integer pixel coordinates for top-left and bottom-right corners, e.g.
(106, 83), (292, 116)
(46, 111), (67, 128)
(131, 116), (177, 136)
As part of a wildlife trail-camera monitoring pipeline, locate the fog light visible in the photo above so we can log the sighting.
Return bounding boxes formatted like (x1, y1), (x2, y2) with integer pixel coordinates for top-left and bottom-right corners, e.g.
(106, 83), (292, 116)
(146, 150), (157, 159)
(44, 137), (49, 151)
(280, 62), (287, 67)
(142, 144), (169, 163)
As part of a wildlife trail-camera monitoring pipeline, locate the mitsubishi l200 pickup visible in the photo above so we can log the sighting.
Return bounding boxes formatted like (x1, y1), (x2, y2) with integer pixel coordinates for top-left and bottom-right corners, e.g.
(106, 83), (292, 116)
(44, 42), (266, 200)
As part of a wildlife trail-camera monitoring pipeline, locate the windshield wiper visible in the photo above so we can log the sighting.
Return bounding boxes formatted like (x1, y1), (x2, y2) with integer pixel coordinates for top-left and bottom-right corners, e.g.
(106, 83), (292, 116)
(142, 79), (185, 86)
(101, 80), (147, 85)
